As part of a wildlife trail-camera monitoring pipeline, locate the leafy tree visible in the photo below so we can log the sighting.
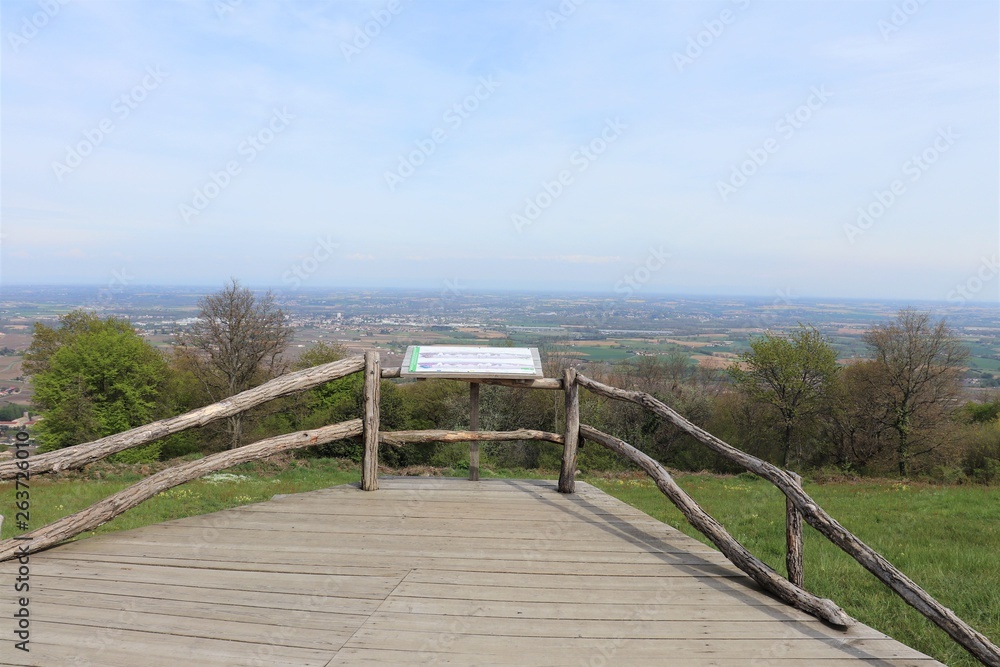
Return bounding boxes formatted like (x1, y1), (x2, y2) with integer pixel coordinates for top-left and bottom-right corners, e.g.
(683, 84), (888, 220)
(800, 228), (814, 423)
(861, 308), (968, 476)
(27, 311), (167, 452)
(728, 325), (839, 467)
(184, 279), (293, 448)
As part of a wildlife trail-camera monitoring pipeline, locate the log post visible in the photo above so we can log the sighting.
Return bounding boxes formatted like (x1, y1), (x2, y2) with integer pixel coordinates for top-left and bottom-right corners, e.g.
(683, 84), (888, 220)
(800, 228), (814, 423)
(786, 471), (804, 588)
(558, 367), (579, 493)
(362, 351), (380, 491)
(468, 382), (480, 481)
(579, 424), (852, 627)
(575, 373), (1000, 666)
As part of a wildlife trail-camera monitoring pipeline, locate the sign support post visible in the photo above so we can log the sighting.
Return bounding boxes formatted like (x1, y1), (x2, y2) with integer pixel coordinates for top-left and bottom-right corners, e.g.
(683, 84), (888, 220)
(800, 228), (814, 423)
(469, 382), (480, 481)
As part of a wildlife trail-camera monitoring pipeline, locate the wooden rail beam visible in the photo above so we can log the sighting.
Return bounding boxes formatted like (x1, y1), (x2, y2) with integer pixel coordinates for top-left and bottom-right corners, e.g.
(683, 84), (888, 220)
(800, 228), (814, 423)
(580, 424), (852, 627)
(0, 419), (363, 561)
(0, 356), (365, 480)
(379, 367), (562, 390)
(380, 429), (563, 446)
(576, 373), (1000, 667)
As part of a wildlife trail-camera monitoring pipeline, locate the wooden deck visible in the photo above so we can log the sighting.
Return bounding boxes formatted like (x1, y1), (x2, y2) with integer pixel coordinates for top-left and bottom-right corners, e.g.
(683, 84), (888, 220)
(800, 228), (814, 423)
(1, 477), (943, 666)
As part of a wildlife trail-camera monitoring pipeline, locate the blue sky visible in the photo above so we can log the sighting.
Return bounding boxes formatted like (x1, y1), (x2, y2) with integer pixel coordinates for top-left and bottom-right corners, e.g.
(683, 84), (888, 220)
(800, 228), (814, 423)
(1, 0), (997, 302)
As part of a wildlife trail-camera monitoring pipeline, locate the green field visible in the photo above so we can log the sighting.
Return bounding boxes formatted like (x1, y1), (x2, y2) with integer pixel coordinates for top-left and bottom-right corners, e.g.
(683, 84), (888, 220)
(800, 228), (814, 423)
(1, 462), (996, 666)
(590, 473), (999, 667)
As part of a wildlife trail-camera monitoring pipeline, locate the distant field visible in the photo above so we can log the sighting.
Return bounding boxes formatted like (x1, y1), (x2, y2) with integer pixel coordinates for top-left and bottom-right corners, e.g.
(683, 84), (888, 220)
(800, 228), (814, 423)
(968, 356), (1000, 371)
(560, 344), (634, 362)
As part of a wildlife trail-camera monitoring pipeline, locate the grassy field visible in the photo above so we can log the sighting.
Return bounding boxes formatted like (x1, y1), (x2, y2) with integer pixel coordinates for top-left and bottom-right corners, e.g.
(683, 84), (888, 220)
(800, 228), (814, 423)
(0, 460), (996, 666)
(589, 473), (999, 667)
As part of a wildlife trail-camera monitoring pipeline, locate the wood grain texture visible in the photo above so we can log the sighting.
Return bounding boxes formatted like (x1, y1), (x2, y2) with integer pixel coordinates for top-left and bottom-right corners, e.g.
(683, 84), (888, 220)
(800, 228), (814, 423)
(558, 367), (579, 494)
(362, 351), (381, 491)
(579, 423), (851, 628)
(786, 470), (805, 588)
(0, 356), (365, 480)
(379, 429), (564, 446)
(0, 420), (362, 561)
(468, 382), (480, 482)
(0, 478), (945, 666)
(576, 373), (1000, 667)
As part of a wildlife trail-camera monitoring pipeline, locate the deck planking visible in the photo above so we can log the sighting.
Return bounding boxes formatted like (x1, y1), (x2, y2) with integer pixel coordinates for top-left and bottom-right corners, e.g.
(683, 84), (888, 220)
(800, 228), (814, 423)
(1, 477), (944, 666)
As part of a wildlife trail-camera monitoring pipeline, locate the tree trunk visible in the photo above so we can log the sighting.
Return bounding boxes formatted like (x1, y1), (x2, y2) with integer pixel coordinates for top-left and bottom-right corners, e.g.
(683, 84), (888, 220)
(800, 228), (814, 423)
(228, 413), (243, 449)
(898, 430), (908, 477)
(782, 422), (793, 467)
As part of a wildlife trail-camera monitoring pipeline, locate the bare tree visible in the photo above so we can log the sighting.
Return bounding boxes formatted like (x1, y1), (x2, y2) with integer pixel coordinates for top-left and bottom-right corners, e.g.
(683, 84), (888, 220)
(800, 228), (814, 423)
(186, 279), (293, 448)
(862, 308), (968, 476)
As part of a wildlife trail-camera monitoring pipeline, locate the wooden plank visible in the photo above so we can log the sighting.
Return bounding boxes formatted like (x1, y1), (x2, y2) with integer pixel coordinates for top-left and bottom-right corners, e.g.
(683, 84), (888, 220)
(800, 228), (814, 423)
(342, 629), (935, 660)
(325, 648), (941, 666)
(360, 612), (884, 640)
(0, 477), (945, 667)
(374, 597), (890, 625)
(27, 589), (368, 631)
(22, 621), (337, 666)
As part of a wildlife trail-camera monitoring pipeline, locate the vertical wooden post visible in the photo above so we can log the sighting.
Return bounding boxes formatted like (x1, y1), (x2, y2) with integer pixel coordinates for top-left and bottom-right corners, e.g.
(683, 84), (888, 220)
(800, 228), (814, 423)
(558, 368), (579, 494)
(786, 471), (804, 587)
(468, 382), (480, 481)
(362, 350), (380, 491)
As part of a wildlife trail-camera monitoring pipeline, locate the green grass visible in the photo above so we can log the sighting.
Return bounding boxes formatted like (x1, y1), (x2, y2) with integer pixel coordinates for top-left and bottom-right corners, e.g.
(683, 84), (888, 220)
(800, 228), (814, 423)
(1, 461), (996, 665)
(587, 473), (999, 667)
(0, 457), (360, 542)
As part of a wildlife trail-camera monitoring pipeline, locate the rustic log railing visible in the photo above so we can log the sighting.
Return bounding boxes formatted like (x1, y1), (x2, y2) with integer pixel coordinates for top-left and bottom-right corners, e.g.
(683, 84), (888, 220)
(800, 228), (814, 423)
(0, 353), (996, 665)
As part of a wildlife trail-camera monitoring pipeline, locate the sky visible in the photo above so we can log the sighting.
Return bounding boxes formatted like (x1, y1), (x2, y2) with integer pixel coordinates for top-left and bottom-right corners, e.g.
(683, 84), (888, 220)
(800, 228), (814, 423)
(1, 0), (998, 303)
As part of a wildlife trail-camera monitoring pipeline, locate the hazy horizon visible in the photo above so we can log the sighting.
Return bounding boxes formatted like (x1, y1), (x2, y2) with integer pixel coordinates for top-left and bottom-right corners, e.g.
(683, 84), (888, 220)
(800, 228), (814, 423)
(2, 1), (997, 303)
(2, 281), (998, 308)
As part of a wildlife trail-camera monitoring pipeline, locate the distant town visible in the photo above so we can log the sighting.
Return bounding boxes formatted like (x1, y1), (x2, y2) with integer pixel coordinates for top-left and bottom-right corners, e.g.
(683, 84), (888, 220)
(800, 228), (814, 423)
(1, 285), (998, 422)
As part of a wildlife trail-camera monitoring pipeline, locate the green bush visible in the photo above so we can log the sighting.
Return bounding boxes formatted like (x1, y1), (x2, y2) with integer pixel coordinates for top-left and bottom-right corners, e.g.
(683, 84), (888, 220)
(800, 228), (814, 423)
(107, 442), (162, 465)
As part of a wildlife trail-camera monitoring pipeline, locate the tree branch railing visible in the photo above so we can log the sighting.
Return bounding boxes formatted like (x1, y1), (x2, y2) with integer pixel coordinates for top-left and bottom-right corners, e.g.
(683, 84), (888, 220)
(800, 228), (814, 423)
(1, 354), (995, 664)
(0, 419), (362, 561)
(0, 356), (365, 481)
(579, 423), (850, 626)
(574, 372), (1000, 667)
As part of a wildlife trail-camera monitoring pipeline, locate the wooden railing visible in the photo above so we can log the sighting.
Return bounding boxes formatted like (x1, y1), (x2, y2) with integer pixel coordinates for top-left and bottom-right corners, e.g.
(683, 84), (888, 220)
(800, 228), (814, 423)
(0, 352), (996, 666)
